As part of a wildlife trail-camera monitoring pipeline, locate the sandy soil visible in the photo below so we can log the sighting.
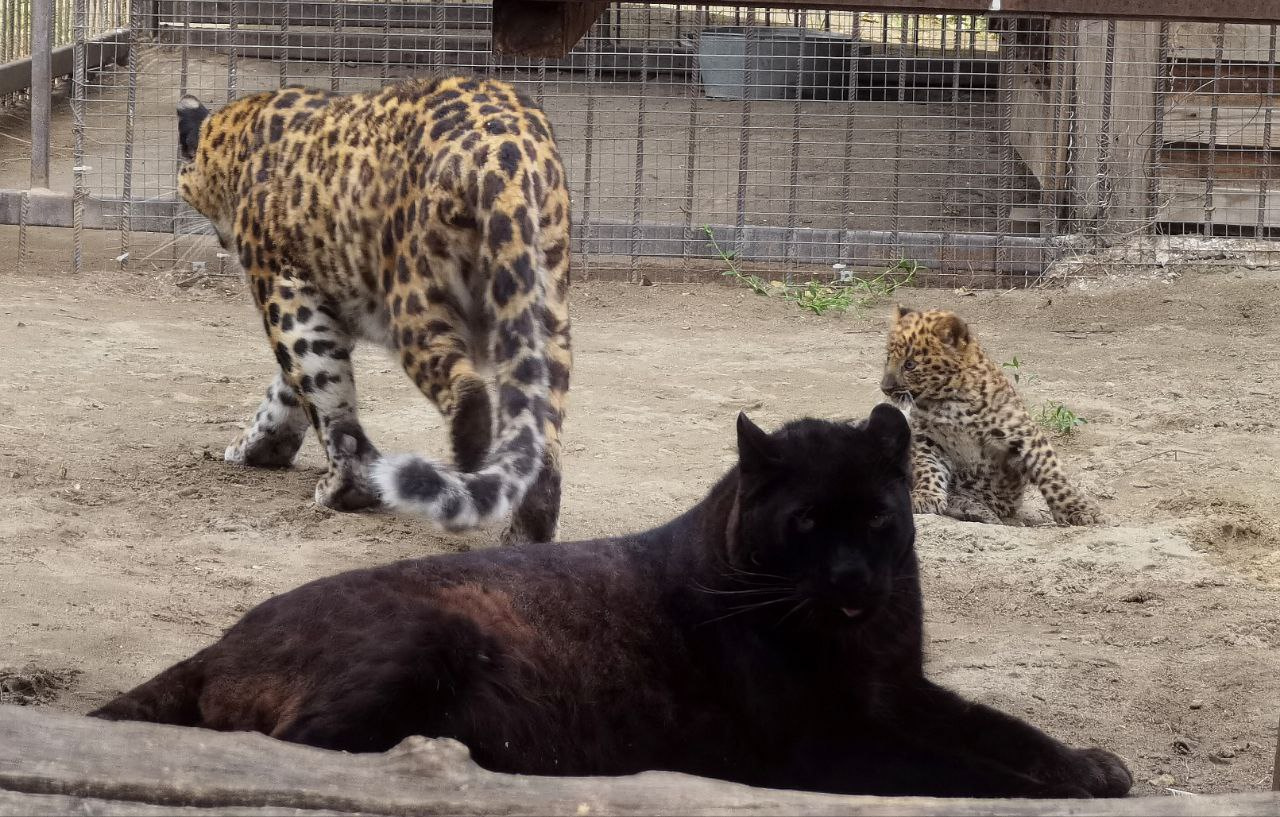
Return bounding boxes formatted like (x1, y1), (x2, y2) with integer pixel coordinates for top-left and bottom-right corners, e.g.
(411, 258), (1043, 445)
(1, 225), (1278, 796)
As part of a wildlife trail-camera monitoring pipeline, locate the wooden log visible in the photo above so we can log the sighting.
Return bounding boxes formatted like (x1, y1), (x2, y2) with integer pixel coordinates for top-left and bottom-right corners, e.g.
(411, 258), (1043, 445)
(490, 0), (609, 58)
(3, 707), (1280, 816)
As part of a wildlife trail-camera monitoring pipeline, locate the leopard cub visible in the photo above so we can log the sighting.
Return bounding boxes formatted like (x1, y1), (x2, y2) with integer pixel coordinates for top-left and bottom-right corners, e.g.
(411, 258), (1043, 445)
(880, 307), (1102, 526)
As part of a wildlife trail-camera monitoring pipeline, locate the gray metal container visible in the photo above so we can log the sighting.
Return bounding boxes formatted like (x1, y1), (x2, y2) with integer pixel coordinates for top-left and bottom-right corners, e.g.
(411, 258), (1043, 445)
(697, 26), (858, 101)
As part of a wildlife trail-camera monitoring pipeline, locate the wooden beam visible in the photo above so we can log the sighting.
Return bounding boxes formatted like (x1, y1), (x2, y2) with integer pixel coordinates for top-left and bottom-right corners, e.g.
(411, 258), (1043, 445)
(506, 0), (1280, 24)
(1273, 712), (1279, 792)
(491, 0), (609, 58)
(3, 707), (1280, 816)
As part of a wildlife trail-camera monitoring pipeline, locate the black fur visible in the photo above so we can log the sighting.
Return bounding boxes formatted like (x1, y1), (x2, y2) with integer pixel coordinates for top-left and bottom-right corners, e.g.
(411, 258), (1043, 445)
(177, 97), (210, 162)
(90, 406), (1130, 798)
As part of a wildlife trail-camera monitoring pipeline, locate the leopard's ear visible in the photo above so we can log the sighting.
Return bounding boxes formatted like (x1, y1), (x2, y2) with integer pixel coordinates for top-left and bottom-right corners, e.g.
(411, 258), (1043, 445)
(935, 313), (971, 348)
(177, 95), (210, 162)
(893, 304), (915, 324)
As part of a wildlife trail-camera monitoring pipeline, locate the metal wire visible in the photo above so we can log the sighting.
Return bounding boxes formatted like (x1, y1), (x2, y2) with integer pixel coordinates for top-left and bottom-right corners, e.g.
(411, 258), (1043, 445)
(3, 3), (1276, 283)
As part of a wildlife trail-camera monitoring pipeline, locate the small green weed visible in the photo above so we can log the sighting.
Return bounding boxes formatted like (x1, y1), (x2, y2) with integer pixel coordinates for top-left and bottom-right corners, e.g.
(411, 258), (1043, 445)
(1000, 355), (1039, 387)
(1036, 401), (1087, 435)
(704, 226), (917, 316)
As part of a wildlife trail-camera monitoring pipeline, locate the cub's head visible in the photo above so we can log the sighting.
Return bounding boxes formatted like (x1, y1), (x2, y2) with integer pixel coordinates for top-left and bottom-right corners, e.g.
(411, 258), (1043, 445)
(880, 306), (980, 409)
(176, 94), (249, 250)
(728, 406), (914, 625)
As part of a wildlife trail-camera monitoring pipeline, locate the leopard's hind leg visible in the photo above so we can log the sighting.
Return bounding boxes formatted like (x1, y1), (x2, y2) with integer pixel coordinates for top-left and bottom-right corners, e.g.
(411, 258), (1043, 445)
(248, 272), (381, 511)
(225, 372), (309, 468)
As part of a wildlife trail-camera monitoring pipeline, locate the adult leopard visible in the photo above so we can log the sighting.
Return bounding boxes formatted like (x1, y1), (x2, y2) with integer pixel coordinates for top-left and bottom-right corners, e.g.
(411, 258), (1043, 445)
(176, 76), (571, 544)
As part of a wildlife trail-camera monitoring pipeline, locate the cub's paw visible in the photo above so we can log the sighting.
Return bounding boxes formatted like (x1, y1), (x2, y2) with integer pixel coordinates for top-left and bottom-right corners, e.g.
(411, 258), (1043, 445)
(1054, 504), (1105, 527)
(945, 498), (1001, 524)
(911, 494), (948, 516)
(1069, 747), (1132, 798)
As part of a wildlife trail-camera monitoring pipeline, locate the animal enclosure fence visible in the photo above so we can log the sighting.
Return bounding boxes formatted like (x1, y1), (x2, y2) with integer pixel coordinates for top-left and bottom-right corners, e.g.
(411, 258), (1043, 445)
(3, 1), (1280, 284)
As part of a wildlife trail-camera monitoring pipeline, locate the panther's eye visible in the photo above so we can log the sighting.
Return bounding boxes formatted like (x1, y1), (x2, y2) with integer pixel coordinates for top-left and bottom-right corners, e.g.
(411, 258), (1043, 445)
(794, 512), (815, 534)
(868, 513), (891, 530)
(903, 359), (917, 371)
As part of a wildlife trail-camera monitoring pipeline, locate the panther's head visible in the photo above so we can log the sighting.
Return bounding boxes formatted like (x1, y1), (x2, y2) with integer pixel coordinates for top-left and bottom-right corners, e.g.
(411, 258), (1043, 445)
(879, 307), (982, 409)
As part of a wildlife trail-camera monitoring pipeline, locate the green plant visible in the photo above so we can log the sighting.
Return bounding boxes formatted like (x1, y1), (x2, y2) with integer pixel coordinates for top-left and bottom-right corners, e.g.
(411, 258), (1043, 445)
(1001, 355), (1039, 387)
(1036, 401), (1087, 435)
(703, 226), (770, 296)
(703, 228), (918, 316)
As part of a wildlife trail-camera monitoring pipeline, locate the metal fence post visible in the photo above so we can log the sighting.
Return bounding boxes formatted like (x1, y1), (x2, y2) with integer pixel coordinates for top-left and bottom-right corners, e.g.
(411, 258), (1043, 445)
(30, 0), (52, 190)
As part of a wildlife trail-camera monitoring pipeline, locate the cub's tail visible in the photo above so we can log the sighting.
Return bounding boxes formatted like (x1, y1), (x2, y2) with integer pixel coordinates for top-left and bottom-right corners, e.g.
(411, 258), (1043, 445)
(371, 131), (551, 534)
(88, 655), (206, 726)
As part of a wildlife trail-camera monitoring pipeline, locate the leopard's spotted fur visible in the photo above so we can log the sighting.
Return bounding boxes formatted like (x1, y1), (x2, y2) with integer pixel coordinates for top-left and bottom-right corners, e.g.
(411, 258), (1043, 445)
(176, 76), (572, 543)
(879, 307), (1102, 527)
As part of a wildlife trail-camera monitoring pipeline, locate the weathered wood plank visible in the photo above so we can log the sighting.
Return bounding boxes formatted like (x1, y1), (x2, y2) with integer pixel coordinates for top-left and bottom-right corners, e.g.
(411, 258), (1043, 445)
(1169, 22), (1279, 63)
(1161, 106), (1280, 149)
(1156, 177), (1280, 226)
(0, 791), (362, 816)
(3, 707), (1280, 816)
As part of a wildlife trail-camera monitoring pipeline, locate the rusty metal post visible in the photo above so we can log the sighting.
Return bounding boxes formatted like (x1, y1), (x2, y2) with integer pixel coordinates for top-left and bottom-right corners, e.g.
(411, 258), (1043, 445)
(29, 0), (52, 190)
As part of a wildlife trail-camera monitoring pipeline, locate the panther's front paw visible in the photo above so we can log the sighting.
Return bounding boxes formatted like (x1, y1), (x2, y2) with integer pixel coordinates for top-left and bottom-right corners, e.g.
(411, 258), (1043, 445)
(1069, 747), (1132, 798)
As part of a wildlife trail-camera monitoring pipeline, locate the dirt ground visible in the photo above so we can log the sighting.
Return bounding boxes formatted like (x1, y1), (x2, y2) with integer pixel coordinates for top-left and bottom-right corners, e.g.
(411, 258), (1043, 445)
(1, 225), (1278, 797)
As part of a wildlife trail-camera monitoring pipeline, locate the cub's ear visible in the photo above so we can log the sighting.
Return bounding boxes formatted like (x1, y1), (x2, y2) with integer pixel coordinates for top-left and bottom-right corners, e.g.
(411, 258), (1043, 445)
(894, 304), (915, 320)
(177, 95), (211, 162)
(736, 412), (781, 475)
(934, 313), (971, 348)
(866, 403), (911, 466)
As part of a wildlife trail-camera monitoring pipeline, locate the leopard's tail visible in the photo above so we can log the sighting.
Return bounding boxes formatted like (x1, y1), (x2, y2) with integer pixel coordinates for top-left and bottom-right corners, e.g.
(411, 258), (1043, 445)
(371, 160), (551, 534)
(88, 655), (206, 726)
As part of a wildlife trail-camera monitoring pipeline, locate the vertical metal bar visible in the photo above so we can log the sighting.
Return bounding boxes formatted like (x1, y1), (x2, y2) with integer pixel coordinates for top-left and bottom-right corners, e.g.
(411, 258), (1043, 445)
(1256, 26), (1276, 235)
(71, 0), (87, 274)
(380, 0), (390, 82)
(330, 0), (343, 92)
(227, 0), (239, 100)
(1146, 21), (1170, 229)
(1036, 20), (1061, 238)
(18, 191), (30, 273)
(581, 26), (597, 279)
(430, 1), (443, 74)
(890, 14), (907, 258)
(786, 17), (805, 268)
(1094, 19), (1116, 238)
(682, 62), (699, 264)
(942, 14), (963, 279)
(280, 0), (292, 87)
(30, 0), (52, 189)
(119, 0), (140, 269)
(734, 23), (757, 252)
(179, 0), (190, 95)
(630, 8), (651, 282)
(839, 11), (861, 267)
(996, 16), (1015, 283)
(1064, 21), (1081, 234)
(1205, 23), (1225, 233)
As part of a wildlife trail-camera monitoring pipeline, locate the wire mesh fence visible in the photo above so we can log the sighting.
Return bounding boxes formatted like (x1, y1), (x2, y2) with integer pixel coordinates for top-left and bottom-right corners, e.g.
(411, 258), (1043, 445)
(10, 1), (1280, 284)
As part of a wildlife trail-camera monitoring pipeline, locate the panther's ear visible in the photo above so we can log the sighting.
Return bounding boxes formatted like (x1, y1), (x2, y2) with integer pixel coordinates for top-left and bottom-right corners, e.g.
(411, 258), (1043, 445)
(866, 403), (911, 467)
(935, 313), (971, 348)
(736, 412), (781, 477)
(178, 95), (210, 162)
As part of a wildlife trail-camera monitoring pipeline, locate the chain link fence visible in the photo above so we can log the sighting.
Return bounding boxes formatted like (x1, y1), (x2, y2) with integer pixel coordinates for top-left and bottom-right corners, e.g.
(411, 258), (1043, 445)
(4, 2), (1280, 284)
